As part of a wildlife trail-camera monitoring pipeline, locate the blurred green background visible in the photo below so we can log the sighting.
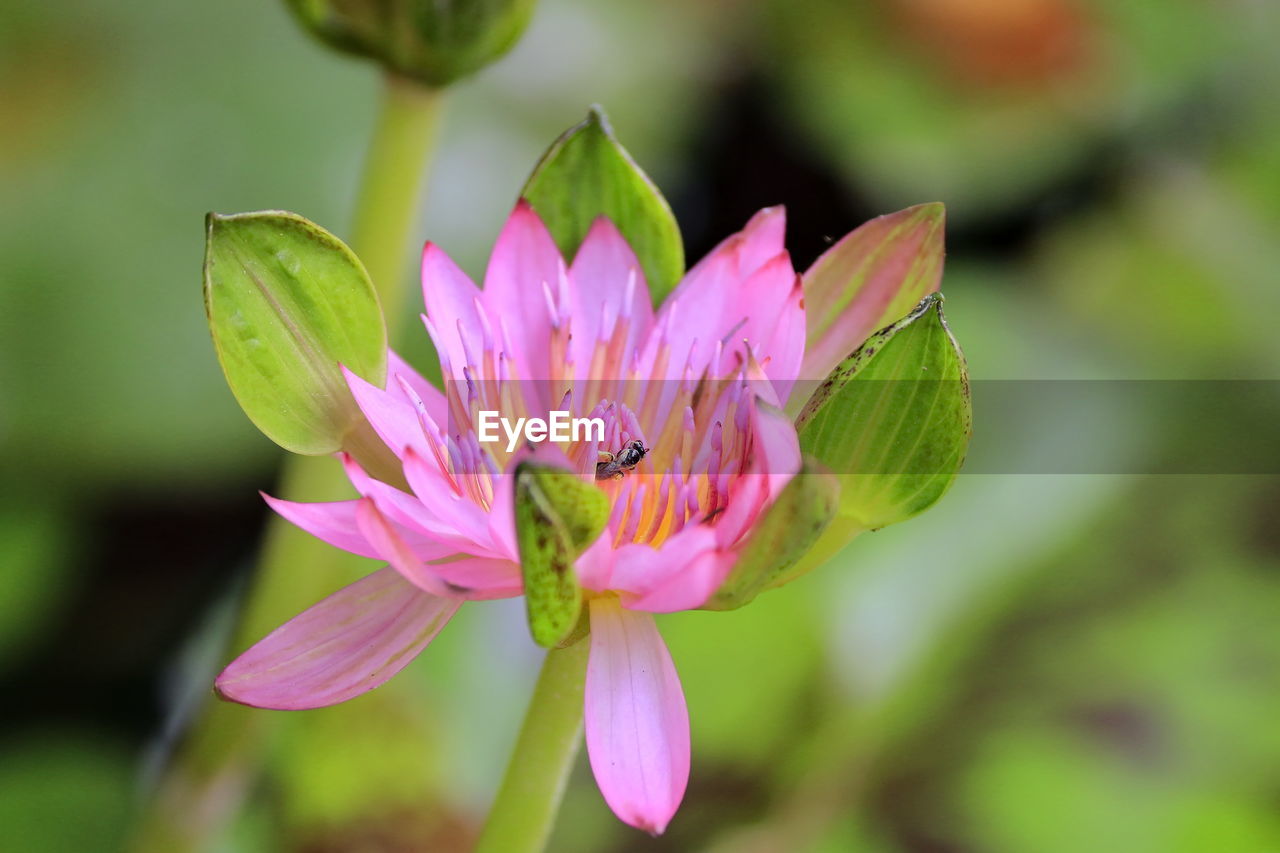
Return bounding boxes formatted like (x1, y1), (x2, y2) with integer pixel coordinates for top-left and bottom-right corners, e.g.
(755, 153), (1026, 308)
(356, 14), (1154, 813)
(2, 0), (1278, 850)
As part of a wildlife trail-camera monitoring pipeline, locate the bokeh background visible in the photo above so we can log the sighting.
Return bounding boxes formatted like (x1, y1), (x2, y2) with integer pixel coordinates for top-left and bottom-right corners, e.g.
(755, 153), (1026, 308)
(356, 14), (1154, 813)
(2, 0), (1279, 850)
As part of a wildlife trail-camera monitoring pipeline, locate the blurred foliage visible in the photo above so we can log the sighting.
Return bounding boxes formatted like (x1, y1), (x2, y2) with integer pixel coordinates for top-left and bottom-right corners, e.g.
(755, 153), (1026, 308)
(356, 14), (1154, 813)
(884, 475), (1280, 853)
(2, 0), (1278, 851)
(0, 733), (133, 853)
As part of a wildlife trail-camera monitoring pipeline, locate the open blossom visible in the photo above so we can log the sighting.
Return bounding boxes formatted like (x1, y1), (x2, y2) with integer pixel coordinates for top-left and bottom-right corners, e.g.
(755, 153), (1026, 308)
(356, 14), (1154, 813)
(216, 202), (869, 833)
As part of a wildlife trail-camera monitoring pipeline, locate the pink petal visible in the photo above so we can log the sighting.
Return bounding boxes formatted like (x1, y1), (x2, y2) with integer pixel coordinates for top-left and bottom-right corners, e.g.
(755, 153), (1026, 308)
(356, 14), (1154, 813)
(262, 494), (380, 559)
(752, 398), (801, 500)
(585, 597), (690, 834)
(568, 217), (654, 376)
(428, 556), (522, 599)
(759, 275), (806, 404)
(709, 253), (803, 386)
(486, 468), (518, 560)
(712, 400), (801, 548)
(682, 206), (785, 289)
(385, 348), (448, 425)
(482, 201), (564, 385)
(610, 526), (728, 613)
(402, 446), (496, 550)
(574, 535), (617, 592)
(421, 242), (486, 377)
(262, 493), (454, 562)
(735, 205), (788, 277)
(355, 497), (521, 600)
(625, 548), (735, 613)
(644, 209), (795, 384)
(800, 204), (945, 381)
(341, 454), (504, 559)
(343, 365), (423, 460)
(215, 567), (459, 710)
(355, 497), (452, 595)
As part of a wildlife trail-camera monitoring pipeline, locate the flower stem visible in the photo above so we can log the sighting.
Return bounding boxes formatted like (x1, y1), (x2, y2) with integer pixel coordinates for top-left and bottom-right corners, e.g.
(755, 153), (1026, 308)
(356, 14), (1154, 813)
(129, 71), (444, 853)
(350, 72), (445, 311)
(475, 640), (590, 853)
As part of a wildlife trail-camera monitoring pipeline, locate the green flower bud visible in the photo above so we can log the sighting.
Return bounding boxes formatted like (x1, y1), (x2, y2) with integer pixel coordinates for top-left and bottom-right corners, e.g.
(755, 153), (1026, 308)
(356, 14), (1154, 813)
(284, 0), (538, 86)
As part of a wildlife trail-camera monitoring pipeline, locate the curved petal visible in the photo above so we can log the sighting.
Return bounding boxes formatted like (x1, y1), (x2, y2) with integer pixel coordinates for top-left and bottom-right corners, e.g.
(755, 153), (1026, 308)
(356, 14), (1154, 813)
(800, 204), (944, 382)
(574, 534), (616, 593)
(344, 365), (423, 459)
(355, 497), (520, 600)
(385, 348), (448, 425)
(568, 216), (654, 376)
(355, 497), (452, 595)
(734, 205), (787, 278)
(341, 454), (505, 559)
(751, 398), (802, 501)
(402, 446), (496, 549)
(428, 555), (522, 599)
(421, 242), (486, 377)
(486, 467), (519, 560)
(644, 210), (794, 384)
(625, 548), (734, 613)
(262, 494), (380, 559)
(585, 597), (690, 834)
(681, 205), (785, 290)
(215, 567), (459, 710)
(609, 525), (727, 612)
(757, 274), (805, 403)
(262, 493), (454, 562)
(482, 201), (563, 386)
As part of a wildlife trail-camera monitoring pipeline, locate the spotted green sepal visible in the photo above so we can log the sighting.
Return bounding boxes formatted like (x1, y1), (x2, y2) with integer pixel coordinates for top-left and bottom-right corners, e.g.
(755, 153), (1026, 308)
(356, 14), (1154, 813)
(204, 211), (387, 456)
(796, 294), (971, 531)
(514, 464), (609, 647)
(703, 458), (839, 612)
(522, 106), (684, 307)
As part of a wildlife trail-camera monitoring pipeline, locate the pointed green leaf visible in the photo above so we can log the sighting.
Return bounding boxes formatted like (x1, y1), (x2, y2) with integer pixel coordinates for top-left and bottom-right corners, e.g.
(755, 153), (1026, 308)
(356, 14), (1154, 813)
(514, 464), (610, 647)
(801, 203), (945, 383)
(204, 210), (387, 456)
(796, 294), (971, 531)
(703, 458), (839, 611)
(522, 106), (684, 306)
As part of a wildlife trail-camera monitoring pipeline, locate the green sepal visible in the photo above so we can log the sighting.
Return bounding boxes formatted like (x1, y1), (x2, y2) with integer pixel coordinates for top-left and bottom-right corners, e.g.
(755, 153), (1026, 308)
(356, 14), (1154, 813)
(514, 464), (609, 647)
(522, 106), (684, 307)
(702, 458), (840, 611)
(553, 608), (591, 650)
(796, 294), (971, 531)
(284, 0), (538, 86)
(204, 210), (387, 457)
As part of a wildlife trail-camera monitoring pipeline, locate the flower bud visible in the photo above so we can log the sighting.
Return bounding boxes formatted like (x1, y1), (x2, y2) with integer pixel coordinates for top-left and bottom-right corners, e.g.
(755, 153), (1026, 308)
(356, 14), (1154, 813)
(204, 211), (391, 465)
(284, 0), (538, 86)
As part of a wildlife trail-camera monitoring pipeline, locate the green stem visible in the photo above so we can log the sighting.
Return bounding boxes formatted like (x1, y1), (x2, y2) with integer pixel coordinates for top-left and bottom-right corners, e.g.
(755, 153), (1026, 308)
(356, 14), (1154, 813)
(129, 72), (444, 853)
(475, 641), (590, 853)
(350, 72), (445, 313)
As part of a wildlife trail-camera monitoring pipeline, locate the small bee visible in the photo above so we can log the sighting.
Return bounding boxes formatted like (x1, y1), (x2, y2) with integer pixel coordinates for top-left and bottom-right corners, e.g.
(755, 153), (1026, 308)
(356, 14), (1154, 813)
(595, 439), (648, 480)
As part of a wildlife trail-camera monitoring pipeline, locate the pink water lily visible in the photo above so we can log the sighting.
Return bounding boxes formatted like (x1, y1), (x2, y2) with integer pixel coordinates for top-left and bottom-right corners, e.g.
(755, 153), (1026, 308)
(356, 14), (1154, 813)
(216, 202), (874, 833)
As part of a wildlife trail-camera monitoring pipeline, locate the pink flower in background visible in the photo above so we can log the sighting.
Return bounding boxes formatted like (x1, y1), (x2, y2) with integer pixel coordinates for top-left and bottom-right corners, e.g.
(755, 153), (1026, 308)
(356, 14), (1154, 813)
(216, 202), (857, 833)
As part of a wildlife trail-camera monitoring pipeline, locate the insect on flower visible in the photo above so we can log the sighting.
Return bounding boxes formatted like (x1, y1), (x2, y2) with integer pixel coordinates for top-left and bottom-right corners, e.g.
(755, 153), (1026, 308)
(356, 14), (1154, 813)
(595, 439), (648, 480)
